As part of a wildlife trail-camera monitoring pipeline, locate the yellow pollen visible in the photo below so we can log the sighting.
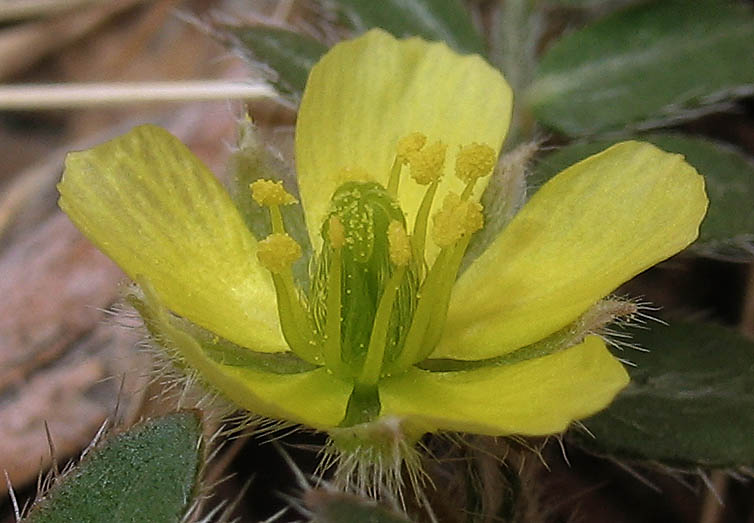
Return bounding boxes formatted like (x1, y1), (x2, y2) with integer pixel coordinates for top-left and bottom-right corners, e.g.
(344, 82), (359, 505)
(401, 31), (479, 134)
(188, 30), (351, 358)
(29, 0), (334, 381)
(408, 141), (447, 185)
(431, 193), (485, 248)
(455, 143), (497, 183)
(250, 179), (297, 207)
(396, 132), (427, 164)
(387, 221), (411, 266)
(463, 199), (484, 235)
(257, 233), (302, 273)
(328, 215), (346, 249)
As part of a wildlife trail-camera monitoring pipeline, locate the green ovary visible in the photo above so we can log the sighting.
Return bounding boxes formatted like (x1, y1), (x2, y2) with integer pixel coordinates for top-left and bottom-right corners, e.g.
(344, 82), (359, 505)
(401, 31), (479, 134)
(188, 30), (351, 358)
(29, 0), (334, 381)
(311, 182), (418, 374)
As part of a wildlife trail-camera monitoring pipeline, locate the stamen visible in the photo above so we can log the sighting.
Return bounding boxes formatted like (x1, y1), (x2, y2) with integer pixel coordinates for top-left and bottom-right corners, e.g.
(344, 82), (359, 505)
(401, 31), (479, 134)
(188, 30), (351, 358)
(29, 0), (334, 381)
(411, 181), (439, 268)
(408, 141), (447, 185)
(431, 193), (483, 248)
(250, 179), (297, 206)
(456, 143), (496, 199)
(455, 143), (497, 184)
(388, 132), (426, 196)
(258, 233), (320, 364)
(251, 179), (297, 233)
(387, 249), (451, 373)
(396, 132), (427, 164)
(417, 236), (472, 360)
(358, 264), (407, 386)
(462, 199), (484, 235)
(257, 233), (301, 274)
(390, 197), (484, 371)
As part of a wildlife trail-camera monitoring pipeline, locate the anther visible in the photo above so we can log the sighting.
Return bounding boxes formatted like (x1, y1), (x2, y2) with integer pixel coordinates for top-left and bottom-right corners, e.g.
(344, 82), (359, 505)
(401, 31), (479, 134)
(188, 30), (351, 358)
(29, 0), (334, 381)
(389, 133), (427, 195)
(408, 141), (447, 185)
(430, 193), (485, 248)
(455, 143), (497, 184)
(250, 179), (297, 207)
(257, 233), (302, 273)
(462, 199), (484, 236)
(257, 231), (319, 365)
(387, 221), (411, 266)
(328, 215), (346, 249)
(396, 132), (427, 165)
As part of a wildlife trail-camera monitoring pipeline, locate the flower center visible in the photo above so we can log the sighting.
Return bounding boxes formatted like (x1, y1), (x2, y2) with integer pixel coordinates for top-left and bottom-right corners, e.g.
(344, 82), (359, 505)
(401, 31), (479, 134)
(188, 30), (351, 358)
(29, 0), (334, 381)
(252, 135), (496, 390)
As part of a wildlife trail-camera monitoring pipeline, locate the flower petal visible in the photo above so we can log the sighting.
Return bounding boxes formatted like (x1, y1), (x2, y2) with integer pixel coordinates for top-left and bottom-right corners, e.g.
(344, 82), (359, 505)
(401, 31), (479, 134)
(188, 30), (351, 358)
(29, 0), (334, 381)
(380, 336), (628, 435)
(434, 141), (707, 360)
(133, 279), (351, 429)
(58, 124), (287, 353)
(296, 29), (512, 257)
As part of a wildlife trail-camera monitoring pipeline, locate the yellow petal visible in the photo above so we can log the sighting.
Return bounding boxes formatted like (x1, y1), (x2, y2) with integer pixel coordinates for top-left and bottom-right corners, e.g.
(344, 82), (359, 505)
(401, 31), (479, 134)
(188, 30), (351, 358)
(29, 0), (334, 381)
(296, 29), (512, 260)
(434, 141), (707, 360)
(133, 279), (350, 429)
(58, 124), (287, 353)
(380, 336), (628, 435)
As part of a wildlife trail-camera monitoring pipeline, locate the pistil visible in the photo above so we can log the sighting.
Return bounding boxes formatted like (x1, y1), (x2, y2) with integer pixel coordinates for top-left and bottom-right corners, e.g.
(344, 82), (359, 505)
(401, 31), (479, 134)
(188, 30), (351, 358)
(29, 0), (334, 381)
(358, 221), (411, 385)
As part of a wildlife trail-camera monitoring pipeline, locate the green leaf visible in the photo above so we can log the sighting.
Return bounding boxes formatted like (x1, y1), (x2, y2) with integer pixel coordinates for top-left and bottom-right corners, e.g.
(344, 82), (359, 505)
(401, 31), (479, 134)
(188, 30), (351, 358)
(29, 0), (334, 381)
(304, 489), (414, 523)
(532, 134), (754, 258)
(527, 0), (754, 136)
(231, 26), (329, 100)
(332, 0), (484, 54)
(26, 412), (203, 523)
(541, 0), (641, 7)
(571, 321), (754, 468)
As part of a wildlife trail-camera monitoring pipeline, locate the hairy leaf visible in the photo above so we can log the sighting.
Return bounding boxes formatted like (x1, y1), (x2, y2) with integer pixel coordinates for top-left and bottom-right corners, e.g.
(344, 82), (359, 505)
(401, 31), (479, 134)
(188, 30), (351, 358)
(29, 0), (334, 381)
(332, 0), (484, 54)
(26, 412), (203, 523)
(571, 322), (754, 467)
(528, 0), (754, 135)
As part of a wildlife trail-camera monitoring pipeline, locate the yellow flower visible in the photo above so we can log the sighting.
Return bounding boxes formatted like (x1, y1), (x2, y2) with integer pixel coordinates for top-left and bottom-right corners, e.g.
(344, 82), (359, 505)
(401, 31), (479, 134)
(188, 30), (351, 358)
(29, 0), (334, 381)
(58, 29), (707, 489)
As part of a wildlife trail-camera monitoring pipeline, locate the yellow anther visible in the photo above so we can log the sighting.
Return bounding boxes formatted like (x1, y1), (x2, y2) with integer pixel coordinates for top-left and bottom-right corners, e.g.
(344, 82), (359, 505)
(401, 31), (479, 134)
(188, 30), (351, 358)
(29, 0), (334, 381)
(396, 132), (427, 164)
(328, 215), (346, 249)
(431, 193), (484, 248)
(455, 143), (497, 183)
(408, 141), (447, 185)
(257, 233), (301, 273)
(463, 199), (484, 235)
(432, 193), (464, 248)
(250, 179), (297, 207)
(387, 221), (411, 266)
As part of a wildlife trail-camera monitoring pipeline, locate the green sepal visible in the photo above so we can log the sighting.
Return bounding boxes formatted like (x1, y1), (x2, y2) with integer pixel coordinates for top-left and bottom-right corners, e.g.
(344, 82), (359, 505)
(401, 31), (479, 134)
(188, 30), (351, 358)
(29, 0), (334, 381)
(128, 278), (351, 429)
(228, 117), (312, 285)
(420, 298), (632, 371)
(127, 287), (314, 375)
(25, 412), (203, 523)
